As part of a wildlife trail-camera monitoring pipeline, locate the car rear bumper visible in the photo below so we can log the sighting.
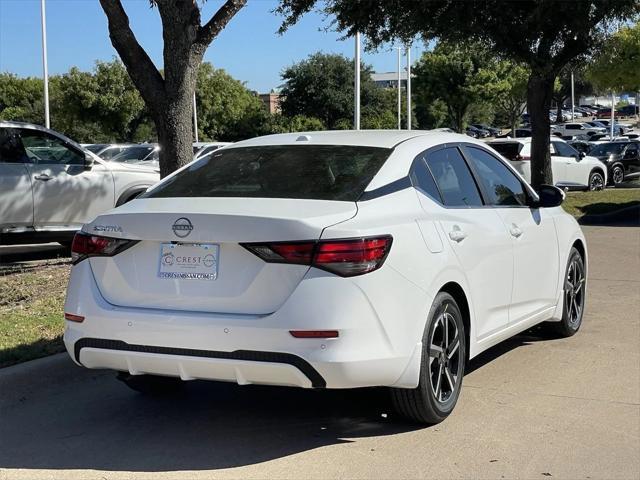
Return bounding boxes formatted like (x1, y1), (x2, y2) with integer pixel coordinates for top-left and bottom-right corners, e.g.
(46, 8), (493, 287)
(64, 260), (427, 389)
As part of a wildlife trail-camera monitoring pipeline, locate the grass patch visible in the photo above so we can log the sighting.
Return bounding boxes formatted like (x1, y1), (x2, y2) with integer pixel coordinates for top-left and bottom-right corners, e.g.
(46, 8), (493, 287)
(0, 261), (71, 367)
(562, 188), (640, 218)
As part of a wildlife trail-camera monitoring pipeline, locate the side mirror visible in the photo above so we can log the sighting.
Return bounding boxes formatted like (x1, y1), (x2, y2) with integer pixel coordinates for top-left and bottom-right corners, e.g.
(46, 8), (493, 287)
(530, 184), (565, 208)
(579, 151), (586, 159)
(84, 153), (94, 171)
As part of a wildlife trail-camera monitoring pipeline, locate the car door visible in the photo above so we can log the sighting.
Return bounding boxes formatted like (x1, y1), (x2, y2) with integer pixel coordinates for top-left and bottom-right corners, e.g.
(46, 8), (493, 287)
(552, 140), (588, 187)
(419, 146), (513, 340)
(19, 128), (114, 230)
(462, 145), (560, 325)
(0, 127), (34, 236)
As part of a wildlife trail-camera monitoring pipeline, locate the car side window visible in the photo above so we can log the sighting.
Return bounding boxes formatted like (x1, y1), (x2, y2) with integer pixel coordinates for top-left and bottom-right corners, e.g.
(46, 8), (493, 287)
(464, 147), (529, 207)
(625, 143), (638, 157)
(553, 141), (578, 157)
(0, 128), (30, 163)
(19, 129), (85, 166)
(425, 147), (483, 207)
(410, 155), (442, 203)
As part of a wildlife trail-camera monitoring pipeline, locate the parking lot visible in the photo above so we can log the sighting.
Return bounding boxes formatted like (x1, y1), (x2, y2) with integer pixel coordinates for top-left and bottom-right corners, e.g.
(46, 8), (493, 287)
(0, 225), (638, 480)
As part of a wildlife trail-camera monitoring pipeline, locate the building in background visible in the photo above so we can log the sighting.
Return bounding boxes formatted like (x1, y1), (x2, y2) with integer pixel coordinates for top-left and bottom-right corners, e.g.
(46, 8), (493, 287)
(259, 92), (282, 114)
(371, 71), (408, 89)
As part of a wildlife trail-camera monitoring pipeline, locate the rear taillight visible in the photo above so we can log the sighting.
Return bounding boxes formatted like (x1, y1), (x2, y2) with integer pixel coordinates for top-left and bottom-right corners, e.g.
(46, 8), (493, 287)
(71, 232), (136, 264)
(242, 236), (392, 277)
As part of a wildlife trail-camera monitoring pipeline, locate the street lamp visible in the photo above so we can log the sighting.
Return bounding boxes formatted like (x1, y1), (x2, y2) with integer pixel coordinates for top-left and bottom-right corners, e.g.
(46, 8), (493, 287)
(354, 31), (361, 130)
(40, 0), (50, 128)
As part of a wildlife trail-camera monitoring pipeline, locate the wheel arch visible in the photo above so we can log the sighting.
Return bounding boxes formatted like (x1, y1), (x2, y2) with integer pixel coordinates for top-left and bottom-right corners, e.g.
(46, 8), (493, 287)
(439, 281), (471, 364)
(589, 166), (607, 187)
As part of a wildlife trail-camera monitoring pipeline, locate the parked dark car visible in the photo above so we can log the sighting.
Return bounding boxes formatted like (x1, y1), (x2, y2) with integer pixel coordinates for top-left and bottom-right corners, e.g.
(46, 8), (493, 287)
(471, 124), (501, 137)
(589, 141), (640, 185)
(497, 128), (532, 138)
(596, 108), (621, 119)
(465, 125), (490, 138)
(619, 105), (639, 116)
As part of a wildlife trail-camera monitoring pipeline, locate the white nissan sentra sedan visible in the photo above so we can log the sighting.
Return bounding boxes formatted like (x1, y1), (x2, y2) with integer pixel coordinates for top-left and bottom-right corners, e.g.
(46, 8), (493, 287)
(64, 130), (587, 424)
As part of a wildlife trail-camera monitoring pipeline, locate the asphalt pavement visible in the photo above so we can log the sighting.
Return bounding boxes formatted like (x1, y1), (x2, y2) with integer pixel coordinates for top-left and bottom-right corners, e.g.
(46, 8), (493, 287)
(0, 226), (638, 480)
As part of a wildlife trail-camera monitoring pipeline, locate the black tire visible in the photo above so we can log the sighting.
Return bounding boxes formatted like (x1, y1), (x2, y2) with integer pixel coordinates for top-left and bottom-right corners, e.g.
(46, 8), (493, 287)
(611, 165), (625, 186)
(588, 171), (605, 191)
(117, 372), (184, 395)
(547, 247), (586, 338)
(391, 292), (466, 424)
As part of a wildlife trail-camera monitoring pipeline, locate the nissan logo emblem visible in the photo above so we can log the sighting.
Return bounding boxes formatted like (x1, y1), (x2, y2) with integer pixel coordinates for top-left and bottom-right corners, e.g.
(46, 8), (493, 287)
(172, 217), (193, 238)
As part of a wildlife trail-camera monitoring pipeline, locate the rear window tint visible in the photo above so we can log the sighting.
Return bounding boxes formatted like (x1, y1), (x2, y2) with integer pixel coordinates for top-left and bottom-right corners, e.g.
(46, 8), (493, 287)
(489, 143), (524, 160)
(144, 145), (391, 201)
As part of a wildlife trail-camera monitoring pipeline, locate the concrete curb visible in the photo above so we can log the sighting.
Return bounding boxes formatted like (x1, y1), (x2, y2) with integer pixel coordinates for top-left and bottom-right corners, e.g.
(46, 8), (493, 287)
(579, 204), (640, 226)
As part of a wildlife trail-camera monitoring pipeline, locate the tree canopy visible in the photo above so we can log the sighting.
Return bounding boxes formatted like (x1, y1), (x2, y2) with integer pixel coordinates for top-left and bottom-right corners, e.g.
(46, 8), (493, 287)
(588, 23), (640, 92)
(279, 52), (397, 130)
(278, 0), (640, 186)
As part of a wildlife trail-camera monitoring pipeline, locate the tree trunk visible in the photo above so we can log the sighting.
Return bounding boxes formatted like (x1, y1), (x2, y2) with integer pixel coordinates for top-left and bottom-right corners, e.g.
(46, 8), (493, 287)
(527, 70), (556, 187)
(156, 93), (196, 178)
(556, 102), (563, 124)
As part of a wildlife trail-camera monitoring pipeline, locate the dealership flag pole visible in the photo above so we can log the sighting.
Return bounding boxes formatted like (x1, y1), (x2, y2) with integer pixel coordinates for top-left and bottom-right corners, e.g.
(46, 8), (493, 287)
(354, 32), (361, 130)
(406, 44), (412, 130)
(192, 92), (199, 143)
(610, 92), (615, 139)
(570, 70), (575, 120)
(40, 0), (50, 128)
(397, 46), (402, 129)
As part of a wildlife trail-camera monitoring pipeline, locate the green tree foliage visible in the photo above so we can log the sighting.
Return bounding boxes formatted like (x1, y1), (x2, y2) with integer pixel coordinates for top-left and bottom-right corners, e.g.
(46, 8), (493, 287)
(588, 23), (640, 92)
(277, 0), (639, 186)
(279, 52), (399, 129)
(195, 63), (266, 141)
(552, 65), (594, 120)
(412, 42), (498, 132)
(490, 62), (529, 132)
(0, 73), (45, 124)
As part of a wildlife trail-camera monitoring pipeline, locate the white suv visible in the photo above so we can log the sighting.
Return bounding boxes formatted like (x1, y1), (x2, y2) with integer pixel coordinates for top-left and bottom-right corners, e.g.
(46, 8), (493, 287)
(487, 137), (608, 190)
(0, 121), (160, 246)
(555, 123), (605, 137)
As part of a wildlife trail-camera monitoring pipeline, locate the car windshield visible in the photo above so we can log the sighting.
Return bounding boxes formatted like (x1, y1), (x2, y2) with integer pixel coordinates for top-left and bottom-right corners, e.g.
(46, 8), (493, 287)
(111, 146), (155, 162)
(489, 142), (523, 160)
(589, 143), (626, 156)
(144, 145), (391, 201)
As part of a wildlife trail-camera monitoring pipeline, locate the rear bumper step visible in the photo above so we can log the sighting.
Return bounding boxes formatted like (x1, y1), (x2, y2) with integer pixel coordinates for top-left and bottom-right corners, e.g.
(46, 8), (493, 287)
(73, 338), (326, 388)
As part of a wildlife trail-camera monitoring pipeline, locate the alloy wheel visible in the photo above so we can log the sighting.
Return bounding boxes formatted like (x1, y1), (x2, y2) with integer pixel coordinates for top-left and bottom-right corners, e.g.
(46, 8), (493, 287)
(428, 306), (462, 403)
(612, 167), (624, 185)
(589, 173), (604, 191)
(565, 257), (585, 327)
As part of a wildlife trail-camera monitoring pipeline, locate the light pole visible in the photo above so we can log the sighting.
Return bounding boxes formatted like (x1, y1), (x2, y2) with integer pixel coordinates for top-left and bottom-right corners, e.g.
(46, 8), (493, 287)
(406, 44), (412, 130)
(610, 91), (615, 139)
(570, 70), (575, 120)
(40, 0), (50, 128)
(354, 32), (361, 130)
(192, 92), (199, 143)
(396, 46), (402, 129)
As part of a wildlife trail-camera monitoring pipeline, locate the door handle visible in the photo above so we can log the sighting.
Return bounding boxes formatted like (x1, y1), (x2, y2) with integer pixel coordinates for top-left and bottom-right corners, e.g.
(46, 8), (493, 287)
(34, 174), (52, 181)
(509, 224), (523, 238)
(448, 226), (467, 243)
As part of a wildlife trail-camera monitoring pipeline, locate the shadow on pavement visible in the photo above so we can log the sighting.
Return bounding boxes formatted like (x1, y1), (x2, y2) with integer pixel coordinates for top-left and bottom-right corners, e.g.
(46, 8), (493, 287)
(0, 327), (562, 473)
(0, 362), (418, 472)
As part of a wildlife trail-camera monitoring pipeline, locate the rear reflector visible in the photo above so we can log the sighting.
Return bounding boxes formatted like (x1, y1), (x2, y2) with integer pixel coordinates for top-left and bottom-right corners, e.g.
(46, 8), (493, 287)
(290, 330), (339, 338)
(242, 236), (392, 277)
(64, 312), (85, 323)
(71, 232), (137, 264)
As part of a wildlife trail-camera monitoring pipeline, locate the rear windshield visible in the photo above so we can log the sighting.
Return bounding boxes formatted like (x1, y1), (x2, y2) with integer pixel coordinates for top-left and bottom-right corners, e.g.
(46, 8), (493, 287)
(489, 142), (524, 160)
(143, 145), (391, 201)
